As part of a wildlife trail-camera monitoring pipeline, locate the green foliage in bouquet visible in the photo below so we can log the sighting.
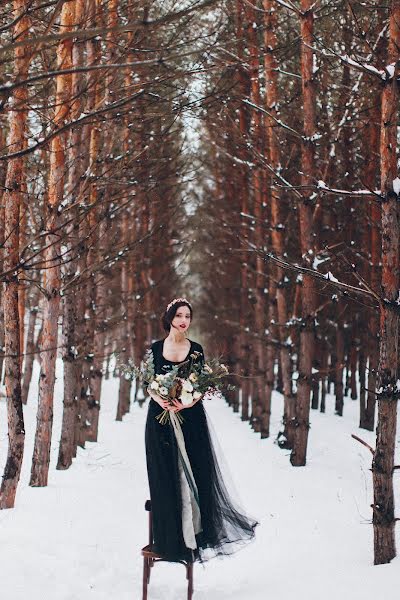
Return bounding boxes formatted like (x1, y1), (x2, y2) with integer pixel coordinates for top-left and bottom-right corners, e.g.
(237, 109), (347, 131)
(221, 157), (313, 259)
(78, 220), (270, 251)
(114, 348), (157, 384)
(190, 356), (236, 396)
(150, 352), (236, 425)
(115, 348), (235, 426)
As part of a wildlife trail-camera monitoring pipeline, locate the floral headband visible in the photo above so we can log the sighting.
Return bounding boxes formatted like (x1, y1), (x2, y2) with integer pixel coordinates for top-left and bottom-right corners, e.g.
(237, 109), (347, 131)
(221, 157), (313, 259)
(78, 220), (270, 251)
(166, 297), (192, 311)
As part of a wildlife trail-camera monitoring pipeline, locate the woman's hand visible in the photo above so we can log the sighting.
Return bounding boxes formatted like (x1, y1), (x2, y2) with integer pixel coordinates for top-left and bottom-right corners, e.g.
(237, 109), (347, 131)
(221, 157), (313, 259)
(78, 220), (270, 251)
(170, 396), (202, 413)
(148, 389), (170, 410)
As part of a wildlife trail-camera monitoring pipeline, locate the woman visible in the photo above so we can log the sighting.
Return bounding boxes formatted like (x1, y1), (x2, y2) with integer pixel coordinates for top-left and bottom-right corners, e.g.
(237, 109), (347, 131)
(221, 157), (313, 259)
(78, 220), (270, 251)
(145, 297), (258, 563)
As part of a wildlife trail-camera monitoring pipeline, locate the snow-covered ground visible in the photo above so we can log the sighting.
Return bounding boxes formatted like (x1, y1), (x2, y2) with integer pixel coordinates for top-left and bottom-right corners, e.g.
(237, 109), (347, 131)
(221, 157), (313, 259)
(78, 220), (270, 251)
(0, 359), (399, 600)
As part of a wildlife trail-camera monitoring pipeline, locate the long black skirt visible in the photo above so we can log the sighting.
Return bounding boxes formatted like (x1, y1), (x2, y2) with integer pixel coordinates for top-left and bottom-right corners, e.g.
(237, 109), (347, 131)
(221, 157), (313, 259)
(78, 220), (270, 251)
(145, 398), (258, 563)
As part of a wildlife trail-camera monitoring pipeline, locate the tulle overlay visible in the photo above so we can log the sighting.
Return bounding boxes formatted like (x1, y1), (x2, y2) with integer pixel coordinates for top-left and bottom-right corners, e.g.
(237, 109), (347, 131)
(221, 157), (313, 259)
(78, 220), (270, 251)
(145, 339), (259, 563)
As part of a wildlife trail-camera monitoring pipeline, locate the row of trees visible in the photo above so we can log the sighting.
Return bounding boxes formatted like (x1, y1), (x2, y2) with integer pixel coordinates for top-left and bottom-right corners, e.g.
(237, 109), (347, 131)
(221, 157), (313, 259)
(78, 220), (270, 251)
(0, 0), (214, 508)
(187, 0), (399, 565)
(0, 0), (398, 568)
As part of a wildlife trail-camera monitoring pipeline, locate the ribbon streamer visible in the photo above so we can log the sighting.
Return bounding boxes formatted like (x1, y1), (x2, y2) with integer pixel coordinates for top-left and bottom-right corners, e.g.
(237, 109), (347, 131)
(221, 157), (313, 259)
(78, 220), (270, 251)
(169, 412), (203, 550)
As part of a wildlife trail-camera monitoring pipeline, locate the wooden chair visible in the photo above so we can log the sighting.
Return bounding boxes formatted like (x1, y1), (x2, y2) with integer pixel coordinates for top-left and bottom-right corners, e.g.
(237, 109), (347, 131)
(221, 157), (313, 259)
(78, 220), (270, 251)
(141, 500), (194, 600)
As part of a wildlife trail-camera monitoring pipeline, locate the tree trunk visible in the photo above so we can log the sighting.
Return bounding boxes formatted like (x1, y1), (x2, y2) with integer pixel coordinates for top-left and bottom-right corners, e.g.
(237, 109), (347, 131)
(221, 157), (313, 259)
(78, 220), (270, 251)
(0, 125), (6, 384)
(291, 0), (317, 466)
(335, 311), (345, 416)
(116, 210), (131, 421)
(372, 0), (400, 565)
(21, 285), (40, 405)
(58, 288), (80, 469)
(363, 98), (381, 430)
(30, 1), (74, 487)
(264, 0), (295, 447)
(0, 0), (31, 509)
(57, 0), (85, 469)
(235, 0), (251, 422)
(260, 283), (276, 439)
(84, 0), (103, 440)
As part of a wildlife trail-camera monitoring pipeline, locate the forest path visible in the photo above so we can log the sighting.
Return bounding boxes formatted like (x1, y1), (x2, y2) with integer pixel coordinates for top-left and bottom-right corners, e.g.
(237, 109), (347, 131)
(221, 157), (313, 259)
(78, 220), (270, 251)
(0, 359), (398, 600)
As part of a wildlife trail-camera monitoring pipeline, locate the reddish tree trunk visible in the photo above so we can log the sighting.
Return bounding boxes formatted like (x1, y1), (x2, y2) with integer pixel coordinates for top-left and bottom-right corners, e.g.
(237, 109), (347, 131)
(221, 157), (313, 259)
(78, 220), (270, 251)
(0, 125), (6, 382)
(260, 282), (277, 438)
(246, 3), (265, 433)
(291, 0), (317, 466)
(30, 1), (74, 487)
(82, 0), (103, 441)
(0, 0), (31, 509)
(236, 0), (251, 421)
(57, 0), (85, 469)
(264, 0), (295, 447)
(372, 0), (400, 565)
(363, 98), (381, 431)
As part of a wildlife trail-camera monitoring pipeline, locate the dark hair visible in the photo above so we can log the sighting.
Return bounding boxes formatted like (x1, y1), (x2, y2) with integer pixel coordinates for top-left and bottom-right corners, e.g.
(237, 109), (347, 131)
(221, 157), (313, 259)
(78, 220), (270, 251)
(162, 300), (193, 332)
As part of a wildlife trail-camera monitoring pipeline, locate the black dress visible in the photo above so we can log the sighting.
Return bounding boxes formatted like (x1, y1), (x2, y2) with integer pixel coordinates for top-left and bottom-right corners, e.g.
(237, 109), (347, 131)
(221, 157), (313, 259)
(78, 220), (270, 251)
(145, 337), (259, 563)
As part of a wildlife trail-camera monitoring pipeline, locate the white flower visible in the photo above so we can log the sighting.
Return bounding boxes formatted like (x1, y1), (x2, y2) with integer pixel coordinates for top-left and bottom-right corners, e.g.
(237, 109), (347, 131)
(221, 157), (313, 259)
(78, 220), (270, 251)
(193, 391), (202, 400)
(189, 373), (198, 382)
(220, 363), (228, 372)
(156, 375), (163, 382)
(159, 386), (168, 396)
(204, 365), (212, 374)
(150, 380), (159, 390)
(180, 390), (193, 405)
(182, 380), (193, 392)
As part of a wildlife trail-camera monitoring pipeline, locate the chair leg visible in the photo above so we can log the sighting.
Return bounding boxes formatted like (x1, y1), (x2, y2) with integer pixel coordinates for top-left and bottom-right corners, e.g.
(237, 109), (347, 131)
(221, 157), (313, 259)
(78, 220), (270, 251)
(142, 557), (149, 600)
(187, 562), (193, 600)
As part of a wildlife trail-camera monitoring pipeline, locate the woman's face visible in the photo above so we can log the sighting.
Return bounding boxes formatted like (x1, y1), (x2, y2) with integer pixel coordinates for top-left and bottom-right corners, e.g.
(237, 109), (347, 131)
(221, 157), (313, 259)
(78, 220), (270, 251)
(171, 305), (191, 333)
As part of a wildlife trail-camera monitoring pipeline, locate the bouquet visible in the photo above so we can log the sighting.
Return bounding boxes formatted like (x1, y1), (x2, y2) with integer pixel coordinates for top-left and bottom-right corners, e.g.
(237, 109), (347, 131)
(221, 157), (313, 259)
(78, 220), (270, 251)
(123, 348), (235, 425)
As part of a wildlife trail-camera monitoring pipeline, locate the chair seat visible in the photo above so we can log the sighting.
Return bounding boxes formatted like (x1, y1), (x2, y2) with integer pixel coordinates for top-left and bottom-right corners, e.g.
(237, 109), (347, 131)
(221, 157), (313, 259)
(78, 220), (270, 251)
(141, 545), (193, 565)
(141, 545), (163, 559)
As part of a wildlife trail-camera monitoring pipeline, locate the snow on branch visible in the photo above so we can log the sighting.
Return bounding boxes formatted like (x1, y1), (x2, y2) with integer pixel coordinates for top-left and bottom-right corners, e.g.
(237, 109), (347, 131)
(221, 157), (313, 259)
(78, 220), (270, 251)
(311, 42), (395, 82)
(340, 53), (389, 79)
(316, 180), (382, 198)
(242, 98), (303, 139)
(0, 0), (220, 56)
(323, 271), (339, 283)
(242, 0), (301, 14)
(0, 90), (146, 161)
(271, 0), (301, 13)
(209, 140), (255, 169)
(239, 240), (381, 308)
